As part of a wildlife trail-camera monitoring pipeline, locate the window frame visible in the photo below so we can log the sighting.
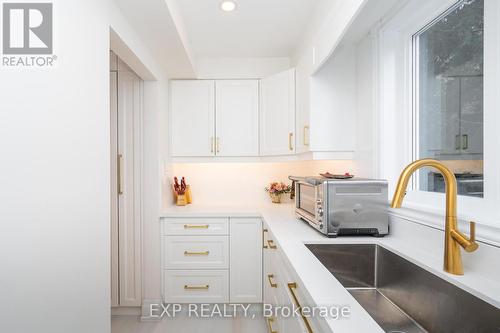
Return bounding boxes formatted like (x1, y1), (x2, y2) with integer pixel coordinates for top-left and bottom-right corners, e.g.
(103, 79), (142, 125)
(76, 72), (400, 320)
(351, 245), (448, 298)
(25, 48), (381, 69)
(377, 0), (500, 240)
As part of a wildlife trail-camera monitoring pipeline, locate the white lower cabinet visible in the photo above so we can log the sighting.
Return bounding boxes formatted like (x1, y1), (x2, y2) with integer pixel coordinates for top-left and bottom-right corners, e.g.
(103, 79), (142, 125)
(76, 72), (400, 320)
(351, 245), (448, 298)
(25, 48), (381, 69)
(163, 217), (229, 236)
(164, 270), (229, 303)
(263, 226), (316, 333)
(230, 218), (263, 303)
(163, 236), (229, 270)
(161, 217), (262, 304)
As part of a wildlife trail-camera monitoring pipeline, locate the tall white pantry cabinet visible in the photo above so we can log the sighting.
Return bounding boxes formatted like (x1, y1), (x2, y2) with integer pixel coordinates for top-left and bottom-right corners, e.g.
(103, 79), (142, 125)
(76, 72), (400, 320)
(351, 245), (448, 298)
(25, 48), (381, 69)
(110, 54), (143, 308)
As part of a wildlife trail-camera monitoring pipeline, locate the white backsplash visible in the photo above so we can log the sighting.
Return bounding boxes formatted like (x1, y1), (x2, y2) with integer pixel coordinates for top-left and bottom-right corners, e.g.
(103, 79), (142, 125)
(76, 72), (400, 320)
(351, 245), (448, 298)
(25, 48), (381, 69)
(390, 213), (500, 307)
(167, 160), (356, 206)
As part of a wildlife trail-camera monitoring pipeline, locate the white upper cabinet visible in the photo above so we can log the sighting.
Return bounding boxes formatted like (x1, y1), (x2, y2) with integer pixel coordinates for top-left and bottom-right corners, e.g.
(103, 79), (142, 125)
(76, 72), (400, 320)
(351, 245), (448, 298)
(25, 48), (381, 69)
(171, 79), (259, 157)
(215, 80), (259, 156)
(171, 80), (215, 157)
(170, 71), (297, 159)
(260, 69), (296, 156)
(295, 65), (311, 154)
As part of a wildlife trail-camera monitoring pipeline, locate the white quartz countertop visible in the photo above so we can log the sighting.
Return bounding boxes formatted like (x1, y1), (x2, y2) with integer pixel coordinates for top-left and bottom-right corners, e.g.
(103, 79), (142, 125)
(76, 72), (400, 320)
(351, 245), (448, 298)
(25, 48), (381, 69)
(160, 204), (500, 332)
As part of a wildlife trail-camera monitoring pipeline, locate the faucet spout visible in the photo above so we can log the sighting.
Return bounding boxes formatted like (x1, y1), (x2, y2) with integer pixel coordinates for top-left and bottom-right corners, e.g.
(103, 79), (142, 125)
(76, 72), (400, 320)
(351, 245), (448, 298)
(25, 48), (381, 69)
(391, 159), (479, 275)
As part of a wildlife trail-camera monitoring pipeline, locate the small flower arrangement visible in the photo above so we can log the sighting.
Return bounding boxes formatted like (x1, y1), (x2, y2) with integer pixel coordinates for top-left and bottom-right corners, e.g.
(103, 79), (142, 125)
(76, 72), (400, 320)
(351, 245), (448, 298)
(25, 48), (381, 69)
(265, 182), (292, 203)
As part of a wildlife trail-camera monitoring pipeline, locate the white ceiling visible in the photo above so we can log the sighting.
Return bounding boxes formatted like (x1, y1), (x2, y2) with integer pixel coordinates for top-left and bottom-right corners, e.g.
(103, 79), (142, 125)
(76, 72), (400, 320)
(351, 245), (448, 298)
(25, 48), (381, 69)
(170, 0), (323, 58)
(115, 0), (196, 78)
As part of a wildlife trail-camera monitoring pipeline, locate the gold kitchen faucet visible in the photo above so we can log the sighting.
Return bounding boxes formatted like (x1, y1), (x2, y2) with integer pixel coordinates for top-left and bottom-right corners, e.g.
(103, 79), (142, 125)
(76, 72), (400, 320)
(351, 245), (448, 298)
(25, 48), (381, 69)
(391, 159), (479, 275)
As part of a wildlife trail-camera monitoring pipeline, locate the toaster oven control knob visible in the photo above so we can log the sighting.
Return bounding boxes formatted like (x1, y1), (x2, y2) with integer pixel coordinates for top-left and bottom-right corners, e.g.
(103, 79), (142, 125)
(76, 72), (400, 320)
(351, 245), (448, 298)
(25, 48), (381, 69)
(317, 208), (324, 217)
(319, 223), (324, 229)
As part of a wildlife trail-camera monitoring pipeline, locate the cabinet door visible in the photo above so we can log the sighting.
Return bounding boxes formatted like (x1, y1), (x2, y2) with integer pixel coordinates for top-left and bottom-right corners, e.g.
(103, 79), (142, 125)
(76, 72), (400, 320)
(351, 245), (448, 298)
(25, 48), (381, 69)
(117, 69), (143, 307)
(171, 80), (215, 156)
(215, 80), (259, 156)
(460, 76), (483, 156)
(260, 69), (296, 156)
(439, 78), (461, 157)
(295, 65), (311, 154)
(230, 218), (263, 303)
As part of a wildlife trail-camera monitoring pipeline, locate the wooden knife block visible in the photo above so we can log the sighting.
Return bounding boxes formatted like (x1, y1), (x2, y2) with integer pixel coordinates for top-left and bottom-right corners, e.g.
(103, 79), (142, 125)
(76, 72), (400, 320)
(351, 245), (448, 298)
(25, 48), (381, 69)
(173, 185), (192, 206)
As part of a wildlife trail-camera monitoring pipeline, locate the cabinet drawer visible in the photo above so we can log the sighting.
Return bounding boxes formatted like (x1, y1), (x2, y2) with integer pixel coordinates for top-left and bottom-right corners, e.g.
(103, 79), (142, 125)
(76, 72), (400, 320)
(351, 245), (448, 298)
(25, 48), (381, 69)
(162, 218), (229, 235)
(163, 270), (229, 303)
(163, 236), (229, 269)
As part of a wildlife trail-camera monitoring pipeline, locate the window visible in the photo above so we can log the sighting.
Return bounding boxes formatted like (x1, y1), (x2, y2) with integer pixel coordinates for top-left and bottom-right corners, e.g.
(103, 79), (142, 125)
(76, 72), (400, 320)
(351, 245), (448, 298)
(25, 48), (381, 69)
(413, 0), (484, 198)
(379, 0), (500, 231)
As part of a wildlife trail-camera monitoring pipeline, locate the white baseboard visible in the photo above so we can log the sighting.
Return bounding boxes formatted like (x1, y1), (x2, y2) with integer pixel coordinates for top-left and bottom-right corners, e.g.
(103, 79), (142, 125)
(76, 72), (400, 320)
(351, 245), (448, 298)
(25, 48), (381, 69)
(111, 306), (141, 316)
(141, 298), (163, 321)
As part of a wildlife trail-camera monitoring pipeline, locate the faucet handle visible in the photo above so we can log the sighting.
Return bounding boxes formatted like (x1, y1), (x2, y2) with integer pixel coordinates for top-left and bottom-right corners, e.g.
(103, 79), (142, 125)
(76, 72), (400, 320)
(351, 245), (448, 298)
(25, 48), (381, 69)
(451, 221), (479, 252)
(469, 221), (476, 242)
(465, 221), (479, 252)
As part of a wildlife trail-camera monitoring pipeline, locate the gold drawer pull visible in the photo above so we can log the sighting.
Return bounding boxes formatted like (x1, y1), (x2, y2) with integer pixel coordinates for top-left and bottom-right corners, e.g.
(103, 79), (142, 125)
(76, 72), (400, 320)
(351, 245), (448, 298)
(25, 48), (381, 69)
(266, 317), (277, 333)
(184, 224), (209, 229)
(263, 228), (269, 249)
(267, 239), (277, 249)
(289, 132), (294, 151)
(267, 274), (277, 288)
(184, 251), (210, 256)
(288, 282), (313, 333)
(184, 284), (209, 290)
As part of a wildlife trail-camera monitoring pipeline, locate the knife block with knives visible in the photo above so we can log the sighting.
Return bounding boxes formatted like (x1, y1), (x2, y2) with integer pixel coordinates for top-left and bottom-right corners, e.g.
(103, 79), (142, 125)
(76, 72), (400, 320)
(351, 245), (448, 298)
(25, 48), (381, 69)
(173, 176), (192, 206)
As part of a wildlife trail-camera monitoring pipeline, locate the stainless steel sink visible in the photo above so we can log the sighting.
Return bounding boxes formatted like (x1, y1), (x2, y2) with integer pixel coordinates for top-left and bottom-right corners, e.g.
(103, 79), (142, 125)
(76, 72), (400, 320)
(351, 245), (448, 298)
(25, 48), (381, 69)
(306, 244), (500, 333)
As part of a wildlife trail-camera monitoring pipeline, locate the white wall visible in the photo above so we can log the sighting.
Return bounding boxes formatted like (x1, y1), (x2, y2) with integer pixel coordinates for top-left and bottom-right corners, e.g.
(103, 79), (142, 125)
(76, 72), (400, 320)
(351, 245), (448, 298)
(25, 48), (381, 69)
(196, 57), (291, 79)
(141, 79), (170, 304)
(310, 45), (357, 153)
(354, 32), (377, 178)
(169, 160), (355, 206)
(0, 1), (170, 332)
(389, 213), (500, 305)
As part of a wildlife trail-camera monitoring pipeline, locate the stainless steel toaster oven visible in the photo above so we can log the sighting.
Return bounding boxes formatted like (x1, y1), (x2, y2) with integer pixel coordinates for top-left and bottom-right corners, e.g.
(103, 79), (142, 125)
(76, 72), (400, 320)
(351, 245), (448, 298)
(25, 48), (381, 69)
(290, 176), (389, 237)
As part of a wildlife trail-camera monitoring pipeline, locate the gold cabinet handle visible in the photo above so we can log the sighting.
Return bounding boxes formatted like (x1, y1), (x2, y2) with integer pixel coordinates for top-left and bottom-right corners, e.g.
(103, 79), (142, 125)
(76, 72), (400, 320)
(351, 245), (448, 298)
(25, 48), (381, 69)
(455, 134), (461, 150)
(184, 224), (209, 229)
(267, 239), (277, 249)
(216, 137), (220, 153)
(263, 229), (269, 249)
(184, 284), (209, 290)
(462, 134), (469, 150)
(303, 125), (310, 146)
(117, 154), (123, 195)
(288, 283), (313, 333)
(266, 317), (277, 333)
(184, 251), (210, 256)
(288, 132), (294, 151)
(267, 274), (277, 288)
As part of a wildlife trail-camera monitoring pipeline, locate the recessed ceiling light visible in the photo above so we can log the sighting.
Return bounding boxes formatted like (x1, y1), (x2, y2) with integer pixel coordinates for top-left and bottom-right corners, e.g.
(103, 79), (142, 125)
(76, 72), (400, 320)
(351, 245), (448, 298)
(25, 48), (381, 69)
(220, 1), (237, 12)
